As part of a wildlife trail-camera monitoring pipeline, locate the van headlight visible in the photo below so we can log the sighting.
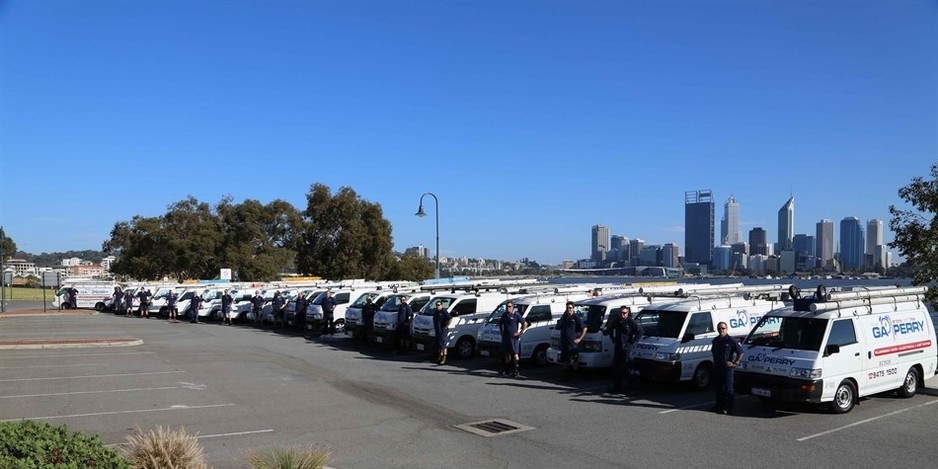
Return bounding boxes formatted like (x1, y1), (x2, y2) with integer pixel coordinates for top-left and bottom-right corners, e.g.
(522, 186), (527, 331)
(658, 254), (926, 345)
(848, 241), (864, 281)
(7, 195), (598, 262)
(581, 340), (602, 352)
(789, 367), (822, 379)
(655, 352), (681, 361)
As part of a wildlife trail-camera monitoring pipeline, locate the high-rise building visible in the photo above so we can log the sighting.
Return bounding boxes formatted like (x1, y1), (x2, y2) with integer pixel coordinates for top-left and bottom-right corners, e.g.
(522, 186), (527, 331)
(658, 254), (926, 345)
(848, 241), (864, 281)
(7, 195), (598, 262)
(684, 190), (714, 266)
(610, 235), (626, 263)
(777, 196), (794, 252)
(713, 245), (732, 271)
(749, 227), (768, 256)
(662, 243), (680, 268)
(816, 219), (834, 270)
(629, 238), (644, 266)
(721, 196), (740, 245)
(840, 217), (865, 271)
(591, 225), (609, 264)
(866, 219), (883, 268)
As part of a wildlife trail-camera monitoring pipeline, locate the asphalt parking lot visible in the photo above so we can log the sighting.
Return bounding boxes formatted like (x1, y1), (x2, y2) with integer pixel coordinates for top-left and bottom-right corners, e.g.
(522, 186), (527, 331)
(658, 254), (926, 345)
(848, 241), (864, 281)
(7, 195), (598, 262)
(2, 312), (937, 468)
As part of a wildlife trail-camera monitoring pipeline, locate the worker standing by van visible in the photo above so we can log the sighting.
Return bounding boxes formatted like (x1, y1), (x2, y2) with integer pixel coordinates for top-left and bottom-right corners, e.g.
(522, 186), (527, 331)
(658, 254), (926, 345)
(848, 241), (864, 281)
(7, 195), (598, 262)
(499, 301), (526, 377)
(271, 291), (285, 327)
(711, 321), (744, 415)
(66, 286), (78, 310)
(136, 288), (151, 318)
(396, 295), (413, 352)
(111, 286), (123, 313)
(557, 301), (586, 381)
(360, 294), (377, 342)
(609, 306), (643, 395)
(251, 290), (264, 327)
(189, 292), (203, 324)
(167, 290), (178, 322)
(295, 293), (309, 330)
(123, 289), (134, 316)
(433, 300), (452, 365)
(321, 291), (338, 335)
(221, 289), (233, 325)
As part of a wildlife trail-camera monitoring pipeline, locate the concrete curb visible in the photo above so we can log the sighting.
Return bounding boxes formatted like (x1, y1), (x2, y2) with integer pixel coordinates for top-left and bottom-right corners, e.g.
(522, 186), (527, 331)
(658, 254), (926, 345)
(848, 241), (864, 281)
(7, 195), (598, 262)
(0, 338), (143, 350)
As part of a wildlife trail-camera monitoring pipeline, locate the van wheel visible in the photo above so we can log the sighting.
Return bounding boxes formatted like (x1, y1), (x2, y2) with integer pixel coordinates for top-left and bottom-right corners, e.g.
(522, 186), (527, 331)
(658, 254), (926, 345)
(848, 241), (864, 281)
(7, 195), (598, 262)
(63, 303), (73, 310)
(898, 368), (919, 398)
(455, 337), (475, 359)
(334, 319), (345, 334)
(830, 381), (857, 413)
(94, 302), (106, 311)
(532, 344), (549, 366)
(691, 363), (712, 390)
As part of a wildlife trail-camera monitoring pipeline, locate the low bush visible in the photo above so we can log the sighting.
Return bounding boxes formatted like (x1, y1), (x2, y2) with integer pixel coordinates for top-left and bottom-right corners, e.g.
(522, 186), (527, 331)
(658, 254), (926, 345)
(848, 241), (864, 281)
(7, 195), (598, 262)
(245, 445), (331, 469)
(0, 419), (130, 468)
(120, 425), (206, 469)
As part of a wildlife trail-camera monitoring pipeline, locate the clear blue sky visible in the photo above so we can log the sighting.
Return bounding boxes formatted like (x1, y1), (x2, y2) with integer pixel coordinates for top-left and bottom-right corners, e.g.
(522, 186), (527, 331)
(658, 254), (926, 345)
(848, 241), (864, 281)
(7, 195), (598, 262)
(1, 1), (935, 264)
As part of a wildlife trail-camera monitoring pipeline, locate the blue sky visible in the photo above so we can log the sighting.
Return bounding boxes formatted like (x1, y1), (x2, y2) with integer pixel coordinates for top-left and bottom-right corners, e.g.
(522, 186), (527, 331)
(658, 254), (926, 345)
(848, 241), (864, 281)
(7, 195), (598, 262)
(1, 1), (935, 265)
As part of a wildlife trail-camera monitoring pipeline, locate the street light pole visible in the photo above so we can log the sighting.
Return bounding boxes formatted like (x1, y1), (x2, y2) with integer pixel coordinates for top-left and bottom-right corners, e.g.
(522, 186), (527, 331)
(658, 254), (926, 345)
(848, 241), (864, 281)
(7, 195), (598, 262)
(1, 225), (6, 313)
(415, 193), (440, 279)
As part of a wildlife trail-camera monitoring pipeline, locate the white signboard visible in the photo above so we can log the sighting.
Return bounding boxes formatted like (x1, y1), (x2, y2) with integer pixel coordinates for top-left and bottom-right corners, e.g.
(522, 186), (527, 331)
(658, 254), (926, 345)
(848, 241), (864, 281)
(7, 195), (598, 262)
(220, 268), (232, 280)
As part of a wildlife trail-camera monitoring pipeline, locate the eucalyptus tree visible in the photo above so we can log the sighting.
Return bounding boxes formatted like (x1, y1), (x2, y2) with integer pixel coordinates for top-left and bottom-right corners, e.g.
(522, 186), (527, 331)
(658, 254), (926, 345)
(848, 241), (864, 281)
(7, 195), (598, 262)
(217, 197), (303, 281)
(889, 163), (938, 305)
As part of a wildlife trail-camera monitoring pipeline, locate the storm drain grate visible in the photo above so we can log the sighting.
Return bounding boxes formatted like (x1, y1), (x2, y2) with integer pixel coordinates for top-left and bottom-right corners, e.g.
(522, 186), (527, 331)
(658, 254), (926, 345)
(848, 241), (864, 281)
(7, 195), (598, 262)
(453, 419), (535, 437)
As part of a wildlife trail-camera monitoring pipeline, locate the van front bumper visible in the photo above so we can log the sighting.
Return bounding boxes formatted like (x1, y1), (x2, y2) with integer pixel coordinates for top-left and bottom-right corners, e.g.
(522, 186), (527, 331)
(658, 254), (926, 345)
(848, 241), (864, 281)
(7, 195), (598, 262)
(634, 358), (682, 382)
(734, 372), (824, 402)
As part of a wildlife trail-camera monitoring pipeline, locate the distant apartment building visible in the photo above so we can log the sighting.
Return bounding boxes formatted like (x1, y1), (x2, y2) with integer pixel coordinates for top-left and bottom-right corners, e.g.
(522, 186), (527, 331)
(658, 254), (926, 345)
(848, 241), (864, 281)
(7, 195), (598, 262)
(866, 219), (883, 269)
(591, 224), (609, 264)
(69, 262), (106, 278)
(5, 258), (37, 276)
(840, 217), (865, 271)
(404, 245), (429, 258)
(749, 227), (768, 256)
(661, 243), (680, 268)
(61, 257), (83, 267)
(721, 196), (740, 245)
(101, 255), (116, 271)
(816, 219), (835, 270)
(684, 190), (714, 266)
(777, 196), (794, 252)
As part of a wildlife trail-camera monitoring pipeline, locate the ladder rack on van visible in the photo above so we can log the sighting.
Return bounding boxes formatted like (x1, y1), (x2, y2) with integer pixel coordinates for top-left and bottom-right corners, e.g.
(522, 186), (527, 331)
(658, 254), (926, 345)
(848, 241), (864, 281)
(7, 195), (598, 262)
(642, 283), (791, 301)
(420, 278), (546, 294)
(803, 285), (928, 313)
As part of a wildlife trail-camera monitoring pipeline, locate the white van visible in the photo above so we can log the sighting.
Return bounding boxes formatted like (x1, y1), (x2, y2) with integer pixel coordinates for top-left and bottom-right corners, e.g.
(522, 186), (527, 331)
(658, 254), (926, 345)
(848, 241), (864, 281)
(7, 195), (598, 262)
(411, 291), (510, 359)
(345, 289), (414, 339)
(371, 292), (433, 345)
(53, 282), (119, 310)
(477, 291), (590, 365)
(630, 284), (791, 389)
(736, 285), (938, 413)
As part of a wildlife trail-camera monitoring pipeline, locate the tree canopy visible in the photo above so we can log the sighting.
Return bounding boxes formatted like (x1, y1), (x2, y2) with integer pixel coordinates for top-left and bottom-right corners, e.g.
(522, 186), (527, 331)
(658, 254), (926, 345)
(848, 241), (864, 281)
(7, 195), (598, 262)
(0, 227), (16, 261)
(889, 163), (938, 305)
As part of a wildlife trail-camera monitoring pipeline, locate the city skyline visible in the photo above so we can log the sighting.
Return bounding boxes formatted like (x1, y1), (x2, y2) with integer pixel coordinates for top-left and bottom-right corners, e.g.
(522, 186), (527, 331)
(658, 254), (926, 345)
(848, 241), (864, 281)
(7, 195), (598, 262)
(1, 2), (933, 264)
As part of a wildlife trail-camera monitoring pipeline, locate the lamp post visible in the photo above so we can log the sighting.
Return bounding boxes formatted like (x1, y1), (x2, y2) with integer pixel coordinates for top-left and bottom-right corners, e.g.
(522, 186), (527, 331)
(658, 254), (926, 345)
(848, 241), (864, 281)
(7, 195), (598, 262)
(415, 193), (440, 279)
(1, 225), (6, 313)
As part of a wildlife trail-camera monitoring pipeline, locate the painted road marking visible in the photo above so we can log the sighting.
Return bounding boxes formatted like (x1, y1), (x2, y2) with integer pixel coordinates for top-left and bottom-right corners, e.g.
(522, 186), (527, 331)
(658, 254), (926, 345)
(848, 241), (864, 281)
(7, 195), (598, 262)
(0, 386), (185, 399)
(2, 351), (154, 359)
(1, 403), (235, 422)
(797, 399), (938, 441)
(659, 401), (715, 414)
(198, 428), (275, 439)
(0, 370), (184, 382)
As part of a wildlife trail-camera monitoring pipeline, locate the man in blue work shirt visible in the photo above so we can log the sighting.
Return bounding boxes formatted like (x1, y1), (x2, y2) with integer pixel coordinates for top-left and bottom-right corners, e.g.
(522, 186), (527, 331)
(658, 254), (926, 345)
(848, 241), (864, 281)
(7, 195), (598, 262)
(251, 291), (264, 327)
(395, 295), (413, 352)
(432, 300), (452, 365)
(189, 292), (203, 323)
(123, 289), (134, 317)
(221, 289), (233, 325)
(136, 288), (151, 318)
(499, 301), (526, 377)
(557, 301), (586, 380)
(711, 321), (744, 415)
(607, 306), (643, 395)
(66, 287), (78, 310)
(167, 290), (179, 322)
(271, 291), (285, 327)
(321, 291), (338, 335)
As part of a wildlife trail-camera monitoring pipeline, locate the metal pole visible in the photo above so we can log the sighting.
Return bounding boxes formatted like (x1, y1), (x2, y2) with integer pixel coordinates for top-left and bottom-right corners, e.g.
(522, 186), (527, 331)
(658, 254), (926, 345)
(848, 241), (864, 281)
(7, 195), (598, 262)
(416, 193), (441, 279)
(1, 225), (6, 313)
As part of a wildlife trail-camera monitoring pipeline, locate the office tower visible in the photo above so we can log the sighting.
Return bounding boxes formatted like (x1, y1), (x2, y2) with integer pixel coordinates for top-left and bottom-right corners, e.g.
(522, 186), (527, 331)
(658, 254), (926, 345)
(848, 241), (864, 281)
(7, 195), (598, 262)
(816, 219), (834, 270)
(777, 196), (794, 252)
(721, 196), (740, 245)
(866, 219), (883, 268)
(731, 242), (749, 255)
(793, 234), (816, 271)
(591, 225), (609, 263)
(840, 217), (865, 271)
(749, 227), (768, 256)
(610, 235), (626, 263)
(684, 190), (714, 265)
(662, 243), (680, 268)
(713, 245), (732, 271)
(629, 238), (644, 266)
(638, 245), (660, 266)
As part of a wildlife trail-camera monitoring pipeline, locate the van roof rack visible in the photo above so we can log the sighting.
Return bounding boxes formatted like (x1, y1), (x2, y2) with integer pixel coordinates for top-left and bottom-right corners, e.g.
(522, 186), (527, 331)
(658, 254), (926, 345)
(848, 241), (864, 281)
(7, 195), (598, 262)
(792, 285), (928, 313)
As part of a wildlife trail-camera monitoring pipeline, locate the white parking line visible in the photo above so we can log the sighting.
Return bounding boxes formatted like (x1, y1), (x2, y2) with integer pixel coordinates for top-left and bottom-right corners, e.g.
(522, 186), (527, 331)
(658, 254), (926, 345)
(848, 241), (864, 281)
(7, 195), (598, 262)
(0, 370), (184, 382)
(2, 351), (154, 359)
(796, 398), (938, 441)
(1, 403), (235, 422)
(0, 362), (112, 370)
(1, 386), (184, 399)
(659, 401), (714, 414)
(198, 428), (274, 439)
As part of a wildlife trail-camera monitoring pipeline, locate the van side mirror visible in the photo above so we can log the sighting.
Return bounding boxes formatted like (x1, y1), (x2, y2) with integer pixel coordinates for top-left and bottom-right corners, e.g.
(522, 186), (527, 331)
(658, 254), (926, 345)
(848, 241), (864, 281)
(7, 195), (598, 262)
(824, 344), (840, 356)
(681, 333), (695, 343)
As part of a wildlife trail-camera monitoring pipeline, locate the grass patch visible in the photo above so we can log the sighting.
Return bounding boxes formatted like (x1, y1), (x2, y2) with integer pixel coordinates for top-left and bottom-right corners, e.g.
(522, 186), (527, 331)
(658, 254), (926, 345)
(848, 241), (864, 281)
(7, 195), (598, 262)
(1, 287), (55, 302)
(120, 425), (206, 469)
(245, 445), (331, 469)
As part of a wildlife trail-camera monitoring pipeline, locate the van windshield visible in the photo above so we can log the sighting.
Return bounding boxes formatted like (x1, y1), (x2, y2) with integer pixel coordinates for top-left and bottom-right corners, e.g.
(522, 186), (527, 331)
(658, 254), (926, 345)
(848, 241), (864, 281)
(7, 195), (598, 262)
(635, 309), (688, 338)
(584, 305), (607, 333)
(418, 297), (453, 316)
(746, 316), (828, 352)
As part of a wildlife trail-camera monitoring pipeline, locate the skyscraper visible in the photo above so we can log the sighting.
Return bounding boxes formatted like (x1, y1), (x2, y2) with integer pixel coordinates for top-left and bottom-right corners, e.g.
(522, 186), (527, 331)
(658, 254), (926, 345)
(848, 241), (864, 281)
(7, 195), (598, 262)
(816, 219), (834, 270)
(591, 224), (609, 263)
(777, 196), (794, 252)
(662, 243), (680, 268)
(610, 235), (627, 263)
(840, 217), (865, 271)
(866, 219), (883, 268)
(749, 227), (768, 256)
(684, 190), (714, 265)
(629, 238), (644, 266)
(721, 196), (740, 245)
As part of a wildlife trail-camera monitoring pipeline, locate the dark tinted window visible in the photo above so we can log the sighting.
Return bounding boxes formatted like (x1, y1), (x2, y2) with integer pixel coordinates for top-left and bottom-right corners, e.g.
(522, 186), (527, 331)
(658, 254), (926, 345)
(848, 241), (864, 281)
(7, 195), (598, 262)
(687, 312), (714, 335)
(525, 305), (552, 324)
(451, 299), (477, 316)
(828, 319), (857, 347)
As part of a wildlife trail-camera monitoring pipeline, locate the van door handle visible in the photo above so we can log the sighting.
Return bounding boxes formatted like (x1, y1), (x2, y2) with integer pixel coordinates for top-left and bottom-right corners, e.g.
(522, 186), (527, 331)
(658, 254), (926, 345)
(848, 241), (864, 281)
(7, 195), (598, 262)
(856, 352), (861, 357)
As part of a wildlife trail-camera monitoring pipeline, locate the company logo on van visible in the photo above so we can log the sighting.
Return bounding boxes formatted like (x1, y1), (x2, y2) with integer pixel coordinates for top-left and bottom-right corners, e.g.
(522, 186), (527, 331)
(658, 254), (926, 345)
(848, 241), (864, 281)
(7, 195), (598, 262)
(872, 316), (925, 339)
(728, 309), (760, 329)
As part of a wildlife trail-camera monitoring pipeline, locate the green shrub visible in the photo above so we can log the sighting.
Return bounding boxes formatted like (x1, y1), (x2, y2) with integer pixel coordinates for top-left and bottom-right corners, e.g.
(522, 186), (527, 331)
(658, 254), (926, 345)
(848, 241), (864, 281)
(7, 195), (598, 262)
(245, 445), (331, 469)
(119, 425), (206, 469)
(0, 419), (131, 468)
